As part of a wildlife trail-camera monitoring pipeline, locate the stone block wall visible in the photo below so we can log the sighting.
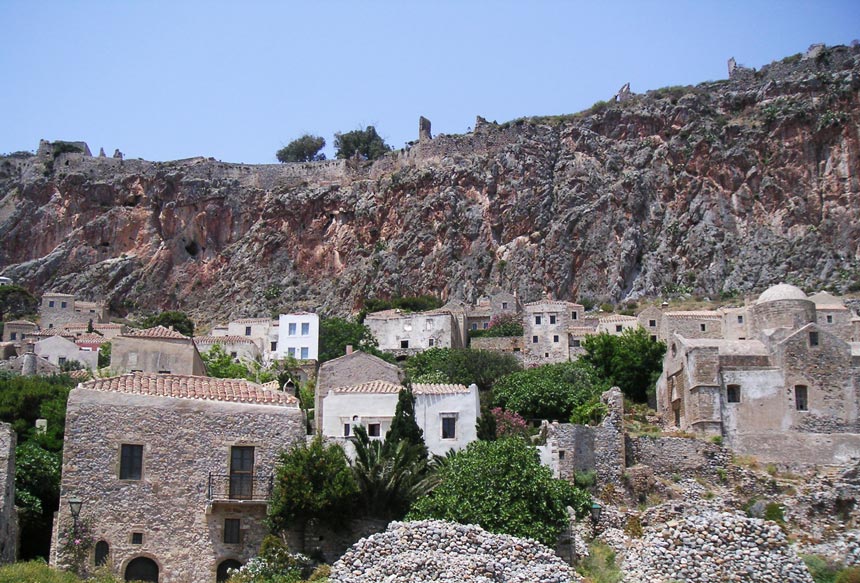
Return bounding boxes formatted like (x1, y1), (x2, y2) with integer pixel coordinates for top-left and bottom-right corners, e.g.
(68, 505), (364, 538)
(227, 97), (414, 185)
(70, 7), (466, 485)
(284, 518), (388, 564)
(469, 336), (523, 358)
(0, 422), (17, 563)
(627, 435), (730, 478)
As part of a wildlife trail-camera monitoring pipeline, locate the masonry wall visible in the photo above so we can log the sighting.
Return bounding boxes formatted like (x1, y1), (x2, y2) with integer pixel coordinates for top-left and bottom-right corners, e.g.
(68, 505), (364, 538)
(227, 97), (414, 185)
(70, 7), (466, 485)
(0, 423), (17, 563)
(469, 336), (523, 357)
(662, 315), (723, 341)
(54, 389), (305, 583)
(627, 435), (730, 478)
(366, 312), (454, 355)
(111, 337), (205, 375)
(522, 302), (581, 367)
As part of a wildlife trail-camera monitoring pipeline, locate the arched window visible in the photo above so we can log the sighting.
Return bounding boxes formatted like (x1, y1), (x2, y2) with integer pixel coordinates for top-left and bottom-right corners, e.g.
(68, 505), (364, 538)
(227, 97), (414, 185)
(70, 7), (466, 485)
(94, 540), (109, 567)
(217, 559), (243, 582)
(125, 557), (159, 582)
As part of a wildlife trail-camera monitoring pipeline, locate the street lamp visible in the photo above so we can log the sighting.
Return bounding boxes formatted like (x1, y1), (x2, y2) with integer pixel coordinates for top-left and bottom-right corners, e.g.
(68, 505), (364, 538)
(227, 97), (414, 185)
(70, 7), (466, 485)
(68, 497), (83, 536)
(589, 502), (602, 527)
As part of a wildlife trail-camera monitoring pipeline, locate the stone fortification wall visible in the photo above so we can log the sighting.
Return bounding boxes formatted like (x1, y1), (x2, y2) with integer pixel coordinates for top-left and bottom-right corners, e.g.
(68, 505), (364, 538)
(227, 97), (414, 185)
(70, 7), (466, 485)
(55, 389), (305, 583)
(0, 423), (16, 563)
(627, 435), (730, 478)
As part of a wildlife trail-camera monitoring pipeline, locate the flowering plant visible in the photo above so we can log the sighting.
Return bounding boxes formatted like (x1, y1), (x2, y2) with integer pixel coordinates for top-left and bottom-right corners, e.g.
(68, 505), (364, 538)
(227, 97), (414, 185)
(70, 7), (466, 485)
(58, 516), (95, 576)
(491, 407), (530, 438)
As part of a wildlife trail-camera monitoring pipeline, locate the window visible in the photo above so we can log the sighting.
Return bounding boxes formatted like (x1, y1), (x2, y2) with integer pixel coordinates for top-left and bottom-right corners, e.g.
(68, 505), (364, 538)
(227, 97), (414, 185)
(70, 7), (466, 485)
(426, 319), (434, 330)
(58, 356), (67, 366)
(428, 339), (435, 347)
(230, 446), (255, 499)
(288, 323), (296, 336)
(471, 323), (478, 330)
(809, 332), (819, 347)
(826, 315), (833, 324)
(287, 347), (295, 357)
(224, 518), (241, 544)
(271, 341), (277, 351)
(157, 370), (171, 374)
(726, 384), (741, 403)
(572, 339), (581, 347)
(343, 423), (351, 437)
(301, 322), (310, 335)
(9, 332), (15, 341)
(737, 315), (744, 324)
(649, 319), (656, 327)
(61, 301), (67, 308)
(48, 323), (53, 328)
(558, 450), (565, 460)
(700, 323), (707, 332)
(48, 301), (55, 308)
(131, 532), (143, 545)
(400, 340), (409, 349)
(230, 351), (237, 359)
(502, 302), (508, 310)
(94, 541), (109, 566)
(482, 322), (489, 329)
(441, 415), (456, 439)
(119, 444), (143, 480)
(300, 347), (309, 359)
(245, 326), (251, 336)
(368, 423), (381, 437)
(572, 312), (578, 320)
(651, 335), (658, 342)
(535, 315), (542, 325)
(553, 335), (559, 343)
(532, 336), (538, 344)
(795, 385), (808, 411)
(549, 315), (557, 325)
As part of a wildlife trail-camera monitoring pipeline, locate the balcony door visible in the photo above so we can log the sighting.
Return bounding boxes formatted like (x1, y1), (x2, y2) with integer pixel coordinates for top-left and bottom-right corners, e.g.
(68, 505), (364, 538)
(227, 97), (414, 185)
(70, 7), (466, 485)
(230, 446), (254, 499)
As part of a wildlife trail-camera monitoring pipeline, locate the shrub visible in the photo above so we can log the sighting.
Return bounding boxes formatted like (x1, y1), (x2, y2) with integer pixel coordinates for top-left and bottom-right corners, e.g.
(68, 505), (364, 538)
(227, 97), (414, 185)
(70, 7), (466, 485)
(581, 328), (666, 403)
(574, 470), (597, 489)
(711, 436), (723, 446)
(577, 542), (622, 582)
(491, 407), (530, 439)
(803, 554), (841, 583)
(836, 567), (860, 583)
(404, 347), (520, 391)
(0, 560), (86, 582)
(483, 312), (523, 337)
(624, 515), (644, 538)
(764, 502), (785, 524)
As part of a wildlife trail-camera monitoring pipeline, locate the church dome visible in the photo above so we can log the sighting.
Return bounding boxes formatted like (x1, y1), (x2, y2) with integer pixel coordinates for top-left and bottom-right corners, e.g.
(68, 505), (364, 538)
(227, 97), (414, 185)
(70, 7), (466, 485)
(755, 283), (807, 305)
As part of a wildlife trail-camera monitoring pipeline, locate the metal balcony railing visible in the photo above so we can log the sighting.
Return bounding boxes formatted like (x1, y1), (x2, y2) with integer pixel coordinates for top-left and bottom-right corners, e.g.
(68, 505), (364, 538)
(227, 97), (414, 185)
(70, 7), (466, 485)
(207, 473), (272, 502)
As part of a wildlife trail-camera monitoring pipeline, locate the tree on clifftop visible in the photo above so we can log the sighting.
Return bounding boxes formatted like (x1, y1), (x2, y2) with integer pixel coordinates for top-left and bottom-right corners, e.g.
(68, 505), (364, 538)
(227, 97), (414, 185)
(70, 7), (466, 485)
(276, 134), (326, 163)
(334, 126), (391, 160)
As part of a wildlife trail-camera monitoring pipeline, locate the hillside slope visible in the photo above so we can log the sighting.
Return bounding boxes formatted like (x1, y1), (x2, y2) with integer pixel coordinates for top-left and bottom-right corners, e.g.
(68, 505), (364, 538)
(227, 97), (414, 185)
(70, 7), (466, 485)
(1, 45), (859, 321)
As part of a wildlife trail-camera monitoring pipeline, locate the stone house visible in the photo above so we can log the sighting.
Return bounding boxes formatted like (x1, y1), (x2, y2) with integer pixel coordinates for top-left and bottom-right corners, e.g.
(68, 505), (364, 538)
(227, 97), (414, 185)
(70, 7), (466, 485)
(194, 336), (262, 363)
(75, 333), (109, 353)
(597, 314), (640, 335)
(276, 313), (319, 362)
(111, 326), (206, 375)
(1, 320), (37, 346)
(656, 283), (860, 466)
(637, 306), (664, 342)
(34, 335), (98, 370)
(0, 422), (16, 564)
(522, 300), (585, 366)
(321, 380), (479, 456)
(39, 293), (108, 330)
(51, 373), (304, 583)
(365, 307), (463, 359)
(465, 291), (521, 332)
(315, 348), (403, 433)
(211, 318), (280, 362)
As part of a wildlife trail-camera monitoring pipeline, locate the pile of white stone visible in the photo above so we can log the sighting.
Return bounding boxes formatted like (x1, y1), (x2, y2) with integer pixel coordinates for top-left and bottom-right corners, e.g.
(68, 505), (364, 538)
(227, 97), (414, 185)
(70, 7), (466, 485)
(329, 520), (579, 583)
(619, 510), (813, 583)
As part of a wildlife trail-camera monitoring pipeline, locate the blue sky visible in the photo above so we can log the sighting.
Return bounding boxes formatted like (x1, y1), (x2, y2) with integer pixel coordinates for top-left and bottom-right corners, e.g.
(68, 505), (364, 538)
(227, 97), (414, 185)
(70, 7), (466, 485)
(1, 1), (857, 163)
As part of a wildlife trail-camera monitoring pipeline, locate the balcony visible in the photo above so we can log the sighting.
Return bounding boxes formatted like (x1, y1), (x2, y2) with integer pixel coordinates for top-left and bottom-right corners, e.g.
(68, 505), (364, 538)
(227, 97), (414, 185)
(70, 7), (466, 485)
(206, 473), (272, 512)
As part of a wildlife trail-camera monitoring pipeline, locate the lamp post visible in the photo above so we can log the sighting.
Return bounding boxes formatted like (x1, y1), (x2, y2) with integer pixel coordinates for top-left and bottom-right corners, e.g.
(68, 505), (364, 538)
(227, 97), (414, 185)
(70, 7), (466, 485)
(68, 496), (83, 537)
(589, 502), (602, 528)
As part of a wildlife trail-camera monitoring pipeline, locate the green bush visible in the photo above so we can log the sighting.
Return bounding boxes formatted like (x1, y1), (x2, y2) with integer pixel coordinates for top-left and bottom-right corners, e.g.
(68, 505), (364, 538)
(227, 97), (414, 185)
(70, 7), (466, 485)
(803, 554), (841, 583)
(574, 470), (597, 489)
(404, 347), (520, 391)
(764, 502), (785, 523)
(0, 560), (122, 583)
(581, 328), (666, 403)
(493, 361), (606, 421)
(577, 542), (622, 582)
(835, 567), (860, 583)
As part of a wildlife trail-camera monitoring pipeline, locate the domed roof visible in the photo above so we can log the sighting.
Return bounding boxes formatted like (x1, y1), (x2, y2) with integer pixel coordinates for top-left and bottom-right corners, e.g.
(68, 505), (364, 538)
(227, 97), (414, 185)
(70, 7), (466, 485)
(755, 283), (808, 305)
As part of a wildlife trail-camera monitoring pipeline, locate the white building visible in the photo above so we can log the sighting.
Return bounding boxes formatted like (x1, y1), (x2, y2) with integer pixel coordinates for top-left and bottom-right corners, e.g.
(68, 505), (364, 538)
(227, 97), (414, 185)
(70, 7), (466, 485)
(321, 381), (479, 456)
(34, 335), (98, 370)
(210, 318), (280, 362)
(364, 308), (461, 359)
(276, 313), (319, 361)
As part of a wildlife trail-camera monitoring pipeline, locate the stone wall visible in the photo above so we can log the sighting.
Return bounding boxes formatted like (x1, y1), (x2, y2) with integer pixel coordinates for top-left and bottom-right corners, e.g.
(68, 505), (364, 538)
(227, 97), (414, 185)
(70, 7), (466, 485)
(594, 388), (625, 486)
(627, 435), (730, 478)
(0, 423), (16, 563)
(284, 517), (389, 564)
(111, 336), (205, 375)
(469, 336), (523, 359)
(54, 388), (305, 583)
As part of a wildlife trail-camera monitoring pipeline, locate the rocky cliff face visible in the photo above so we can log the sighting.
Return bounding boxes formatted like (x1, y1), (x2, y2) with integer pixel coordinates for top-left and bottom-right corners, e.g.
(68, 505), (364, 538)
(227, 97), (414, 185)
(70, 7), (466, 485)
(1, 45), (859, 322)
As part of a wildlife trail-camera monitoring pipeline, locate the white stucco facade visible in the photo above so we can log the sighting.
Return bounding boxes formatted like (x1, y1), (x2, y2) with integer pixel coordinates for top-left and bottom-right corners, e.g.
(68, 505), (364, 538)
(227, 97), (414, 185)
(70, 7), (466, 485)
(276, 313), (319, 361)
(34, 335), (98, 370)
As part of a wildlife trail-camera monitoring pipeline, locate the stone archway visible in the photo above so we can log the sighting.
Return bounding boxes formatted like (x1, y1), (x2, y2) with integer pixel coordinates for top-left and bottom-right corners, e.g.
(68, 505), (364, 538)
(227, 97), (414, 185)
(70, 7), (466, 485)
(125, 556), (159, 582)
(217, 559), (243, 582)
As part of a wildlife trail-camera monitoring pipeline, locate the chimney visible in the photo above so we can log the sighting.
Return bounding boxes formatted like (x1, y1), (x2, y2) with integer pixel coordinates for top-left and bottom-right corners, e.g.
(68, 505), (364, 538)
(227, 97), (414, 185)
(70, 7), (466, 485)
(345, 345), (353, 355)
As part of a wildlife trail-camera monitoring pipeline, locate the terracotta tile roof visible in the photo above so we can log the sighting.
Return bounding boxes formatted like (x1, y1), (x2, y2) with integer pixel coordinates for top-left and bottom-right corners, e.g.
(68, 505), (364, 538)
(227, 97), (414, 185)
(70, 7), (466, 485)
(412, 383), (470, 395)
(525, 300), (583, 308)
(231, 317), (275, 325)
(125, 326), (191, 340)
(569, 326), (598, 335)
(63, 323), (124, 330)
(75, 334), (108, 345)
(194, 335), (259, 345)
(68, 369), (91, 379)
(261, 380), (281, 391)
(30, 329), (75, 339)
(331, 380), (404, 394)
(664, 311), (723, 319)
(599, 315), (639, 323)
(78, 373), (298, 405)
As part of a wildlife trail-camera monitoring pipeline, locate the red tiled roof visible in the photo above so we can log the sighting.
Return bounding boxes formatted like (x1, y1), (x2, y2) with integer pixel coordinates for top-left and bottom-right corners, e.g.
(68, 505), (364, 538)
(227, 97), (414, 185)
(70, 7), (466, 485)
(125, 326), (191, 340)
(64, 323), (124, 330)
(664, 311), (722, 319)
(194, 335), (259, 345)
(75, 334), (108, 345)
(231, 318), (275, 325)
(331, 380), (404, 394)
(78, 373), (298, 406)
(412, 383), (470, 395)
(30, 329), (75, 338)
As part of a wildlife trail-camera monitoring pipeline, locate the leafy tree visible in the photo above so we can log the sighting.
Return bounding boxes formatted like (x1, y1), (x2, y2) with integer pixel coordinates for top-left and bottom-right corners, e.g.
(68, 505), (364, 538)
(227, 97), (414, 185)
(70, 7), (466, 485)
(200, 344), (250, 379)
(350, 425), (428, 520)
(404, 348), (521, 391)
(15, 442), (61, 560)
(407, 438), (590, 546)
(59, 359), (83, 373)
(137, 310), (194, 337)
(318, 316), (393, 364)
(492, 361), (606, 421)
(475, 405), (497, 441)
(581, 327), (666, 403)
(276, 134), (326, 163)
(334, 126), (391, 160)
(0, 374), (74, 450)
(97, 342), (111, 369)
(0, 284), (38, 321)
(268, 437), (358, 538)
(385, 388), (428, 460)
